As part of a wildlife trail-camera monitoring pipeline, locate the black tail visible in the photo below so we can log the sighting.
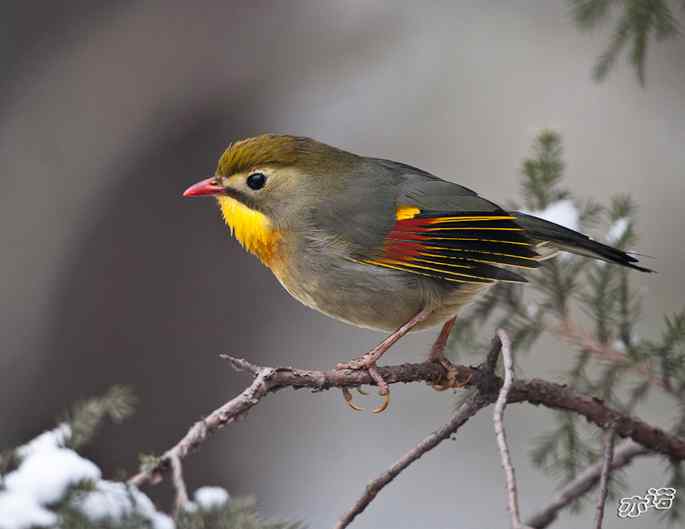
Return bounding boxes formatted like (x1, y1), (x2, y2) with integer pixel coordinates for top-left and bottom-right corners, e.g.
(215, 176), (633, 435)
(514, 212), (653, 273)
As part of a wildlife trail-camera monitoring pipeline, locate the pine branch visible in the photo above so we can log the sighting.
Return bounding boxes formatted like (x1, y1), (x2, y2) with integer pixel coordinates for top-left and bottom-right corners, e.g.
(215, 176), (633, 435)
(571, 0), (613, 30)
(64, 385), (136, 450)
(452, 129), (685, 523)
(571, 0), (683, 84)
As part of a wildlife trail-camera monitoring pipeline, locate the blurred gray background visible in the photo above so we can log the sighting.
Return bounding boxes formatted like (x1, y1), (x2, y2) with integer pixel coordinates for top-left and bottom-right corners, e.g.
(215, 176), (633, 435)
(2, 1), (684, 528)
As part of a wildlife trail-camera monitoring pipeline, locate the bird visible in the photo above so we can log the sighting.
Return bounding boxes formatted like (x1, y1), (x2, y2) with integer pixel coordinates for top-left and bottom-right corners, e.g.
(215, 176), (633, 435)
(183, 134), (651, 413)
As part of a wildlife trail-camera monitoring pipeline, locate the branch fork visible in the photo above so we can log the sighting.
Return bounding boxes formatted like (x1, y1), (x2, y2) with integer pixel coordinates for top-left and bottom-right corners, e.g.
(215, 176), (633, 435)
(127, 338), (685, 529)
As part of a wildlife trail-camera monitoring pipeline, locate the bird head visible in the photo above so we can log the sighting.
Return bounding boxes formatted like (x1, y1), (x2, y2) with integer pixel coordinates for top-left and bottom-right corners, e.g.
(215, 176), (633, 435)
(183, 134), (358, 264)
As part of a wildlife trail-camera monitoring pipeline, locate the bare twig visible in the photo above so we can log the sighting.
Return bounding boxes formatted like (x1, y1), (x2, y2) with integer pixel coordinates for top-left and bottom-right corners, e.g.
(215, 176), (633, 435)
(129, 352), (685, 489)
(525, 440), (650, 529)
(593, 426), (617, 529)
(169, 454), (189, 514)
(129, 366), (276, 487)
(493, 330), (529, 529)
(333, 392), (491, 529)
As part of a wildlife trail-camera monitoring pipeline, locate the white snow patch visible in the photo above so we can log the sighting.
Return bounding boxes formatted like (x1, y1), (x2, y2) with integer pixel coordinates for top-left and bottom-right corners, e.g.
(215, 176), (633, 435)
(194, 486), (230, 510)
(4, 448), (100, 505)
(75, 480), (175, 529)
(607, 217), (629, 244)
(0, 491), (56, 529)
(76, 480), (140, 521)
(15, 424), (71, 460)
(1, 426), (175, 529)
(528, 200), (579, 232)
(182, 501), (199, 513)
(150, 512), (175, 529)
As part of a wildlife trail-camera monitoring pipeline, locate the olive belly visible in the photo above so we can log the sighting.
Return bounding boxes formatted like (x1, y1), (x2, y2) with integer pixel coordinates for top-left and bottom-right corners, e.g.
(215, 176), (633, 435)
(270, 255), (489, 332)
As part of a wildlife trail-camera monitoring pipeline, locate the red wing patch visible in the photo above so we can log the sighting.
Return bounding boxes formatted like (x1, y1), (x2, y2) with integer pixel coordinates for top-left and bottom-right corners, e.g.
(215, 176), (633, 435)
(358, 206), (541, 284)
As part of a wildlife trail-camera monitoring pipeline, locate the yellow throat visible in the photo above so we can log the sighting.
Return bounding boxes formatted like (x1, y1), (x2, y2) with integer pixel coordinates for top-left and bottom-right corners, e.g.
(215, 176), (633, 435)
(217, 196), (281, 266)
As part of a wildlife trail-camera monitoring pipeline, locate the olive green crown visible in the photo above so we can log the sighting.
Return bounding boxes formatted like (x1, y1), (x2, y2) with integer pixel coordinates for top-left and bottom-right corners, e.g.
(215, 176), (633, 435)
(216, 134), (357, 176)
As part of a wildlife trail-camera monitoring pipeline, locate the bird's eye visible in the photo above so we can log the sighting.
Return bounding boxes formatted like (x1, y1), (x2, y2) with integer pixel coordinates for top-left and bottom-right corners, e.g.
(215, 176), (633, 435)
(246, 172), (267, 190)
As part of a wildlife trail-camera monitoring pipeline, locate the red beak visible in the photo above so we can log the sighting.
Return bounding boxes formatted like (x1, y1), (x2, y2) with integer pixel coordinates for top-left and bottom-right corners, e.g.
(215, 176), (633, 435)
(182, 177), (223, 197)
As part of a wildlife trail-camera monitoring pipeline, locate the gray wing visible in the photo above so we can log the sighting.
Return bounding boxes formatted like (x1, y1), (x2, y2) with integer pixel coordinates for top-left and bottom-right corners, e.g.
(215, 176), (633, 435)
(374, 157), (506, 212)
(351, 162), (542, 284)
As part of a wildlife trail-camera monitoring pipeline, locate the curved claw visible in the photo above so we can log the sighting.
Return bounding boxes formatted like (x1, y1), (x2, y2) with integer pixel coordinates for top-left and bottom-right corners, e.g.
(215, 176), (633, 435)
(342, 387), (364, 412)
(372, 391), (390, 414)
(337, 362), (391, 413)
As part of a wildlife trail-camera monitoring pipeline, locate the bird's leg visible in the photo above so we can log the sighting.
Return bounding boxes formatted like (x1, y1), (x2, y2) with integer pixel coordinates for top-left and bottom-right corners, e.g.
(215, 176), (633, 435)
(428, 316), (472, 391)
(336, 307), (432, 413)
